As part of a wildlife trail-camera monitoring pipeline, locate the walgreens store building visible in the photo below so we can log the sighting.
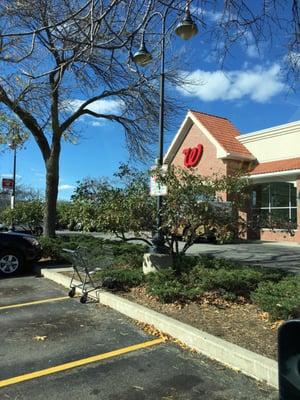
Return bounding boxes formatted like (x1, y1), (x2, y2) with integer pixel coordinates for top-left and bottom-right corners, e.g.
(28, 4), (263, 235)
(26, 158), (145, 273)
(164, 110), (300, 243)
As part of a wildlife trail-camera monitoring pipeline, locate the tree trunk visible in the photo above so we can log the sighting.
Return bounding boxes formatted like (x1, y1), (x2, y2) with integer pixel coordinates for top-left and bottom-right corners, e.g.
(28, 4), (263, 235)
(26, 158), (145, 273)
(44, 147), (60, 237)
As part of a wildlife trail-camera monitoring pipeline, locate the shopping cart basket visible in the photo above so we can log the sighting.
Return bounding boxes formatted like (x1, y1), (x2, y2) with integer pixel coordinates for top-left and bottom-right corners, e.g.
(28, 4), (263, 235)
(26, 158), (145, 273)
(62, 245), (114, 303)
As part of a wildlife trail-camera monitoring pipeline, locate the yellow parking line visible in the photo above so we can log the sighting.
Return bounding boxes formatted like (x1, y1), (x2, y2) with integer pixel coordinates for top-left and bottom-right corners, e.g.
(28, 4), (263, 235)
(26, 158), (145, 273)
(0, 296), (70, 310)
(0, 338), (164, 388)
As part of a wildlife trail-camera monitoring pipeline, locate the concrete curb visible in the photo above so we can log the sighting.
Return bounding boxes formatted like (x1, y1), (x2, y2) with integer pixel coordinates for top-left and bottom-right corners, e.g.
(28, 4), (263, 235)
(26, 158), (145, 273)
(41, 268), (278, 389)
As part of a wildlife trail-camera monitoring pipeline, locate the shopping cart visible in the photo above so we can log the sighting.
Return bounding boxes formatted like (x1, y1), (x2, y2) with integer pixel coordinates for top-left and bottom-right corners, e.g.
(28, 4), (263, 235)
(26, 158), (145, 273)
(62, 245), (114, 304)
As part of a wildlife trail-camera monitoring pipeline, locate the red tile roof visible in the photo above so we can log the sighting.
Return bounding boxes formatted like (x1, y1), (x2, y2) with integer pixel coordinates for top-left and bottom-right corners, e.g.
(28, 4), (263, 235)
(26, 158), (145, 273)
(249, 157), (300, 175)
(190, 110), (253, 157)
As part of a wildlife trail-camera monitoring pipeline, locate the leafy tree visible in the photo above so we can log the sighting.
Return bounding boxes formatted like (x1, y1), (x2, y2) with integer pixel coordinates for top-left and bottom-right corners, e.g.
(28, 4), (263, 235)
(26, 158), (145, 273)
(0, 183), (42, 212)
(109, 164), (156, 239)
(71, 164), (156, 239)
(71, 177), (117, 232)
(56, 201), (78, 230)
(0, 200), (44, 230)
(0, 113), (29, 147)
(71, 164), (248, 254)
(154, 165), (249, 253)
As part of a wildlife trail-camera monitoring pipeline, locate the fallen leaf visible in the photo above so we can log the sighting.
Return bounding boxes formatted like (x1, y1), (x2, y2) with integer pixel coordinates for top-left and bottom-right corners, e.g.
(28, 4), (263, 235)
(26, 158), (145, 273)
(33, 335), (47, 341)
(133, 386), (144, 391)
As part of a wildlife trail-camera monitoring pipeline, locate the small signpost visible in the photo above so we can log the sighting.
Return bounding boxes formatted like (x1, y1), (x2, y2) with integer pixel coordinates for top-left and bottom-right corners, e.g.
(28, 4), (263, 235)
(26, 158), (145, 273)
(2, 178), (14, 190)
(150, 175), (167, 196)
(150, 164), (168, 196)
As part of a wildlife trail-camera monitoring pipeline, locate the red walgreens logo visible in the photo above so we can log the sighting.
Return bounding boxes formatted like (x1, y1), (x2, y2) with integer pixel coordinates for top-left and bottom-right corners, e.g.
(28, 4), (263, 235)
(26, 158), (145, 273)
(182, 144), (203, 167)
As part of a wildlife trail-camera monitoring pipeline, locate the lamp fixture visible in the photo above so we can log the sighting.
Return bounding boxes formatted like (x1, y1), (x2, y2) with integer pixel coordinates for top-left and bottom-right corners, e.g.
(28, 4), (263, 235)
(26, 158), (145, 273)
(132, 42), (153, 66)
(175, 6), (198, 40)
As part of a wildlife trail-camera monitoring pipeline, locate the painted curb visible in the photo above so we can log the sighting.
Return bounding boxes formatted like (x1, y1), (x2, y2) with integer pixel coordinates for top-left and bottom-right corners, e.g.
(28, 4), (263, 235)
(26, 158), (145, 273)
(41, 268), (278, 389)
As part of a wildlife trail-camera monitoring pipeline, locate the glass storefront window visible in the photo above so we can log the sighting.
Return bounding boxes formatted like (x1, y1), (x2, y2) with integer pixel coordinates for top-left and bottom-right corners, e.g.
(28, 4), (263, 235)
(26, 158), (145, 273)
(270, 182), (289, 208)
(261, 185), (269, 207)
(291, 186), (297, 207)
(251, 182), (297, 229)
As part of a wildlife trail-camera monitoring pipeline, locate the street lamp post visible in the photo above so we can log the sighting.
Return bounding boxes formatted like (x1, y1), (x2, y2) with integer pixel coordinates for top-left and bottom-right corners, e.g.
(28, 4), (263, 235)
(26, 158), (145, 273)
(8, 130), (22, 231)
(8, 143), (17, 211)
(133, 3), (198, 253)
(12, 146), (16, 210)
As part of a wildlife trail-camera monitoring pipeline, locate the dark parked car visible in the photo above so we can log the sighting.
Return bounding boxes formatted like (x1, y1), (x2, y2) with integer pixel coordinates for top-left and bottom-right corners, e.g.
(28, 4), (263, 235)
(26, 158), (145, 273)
(0, 223), (43, 236)
(0, 231), (42, 277)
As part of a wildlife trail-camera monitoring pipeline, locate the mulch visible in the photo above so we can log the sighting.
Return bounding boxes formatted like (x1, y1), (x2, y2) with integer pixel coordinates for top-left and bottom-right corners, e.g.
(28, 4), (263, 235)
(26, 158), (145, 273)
(60, 268), (281, 360)
(120, 286), (281, 360)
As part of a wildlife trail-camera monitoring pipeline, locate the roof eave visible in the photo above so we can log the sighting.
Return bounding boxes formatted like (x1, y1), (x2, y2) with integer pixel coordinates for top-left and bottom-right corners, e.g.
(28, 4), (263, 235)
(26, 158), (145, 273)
(220, 152), (257, 161)
(247, 169), (300, 180)
(164, 114), (193, 164)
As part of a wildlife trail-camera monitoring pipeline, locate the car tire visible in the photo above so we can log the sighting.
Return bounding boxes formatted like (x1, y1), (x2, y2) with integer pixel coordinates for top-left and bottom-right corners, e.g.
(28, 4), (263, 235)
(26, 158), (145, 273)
(0, 249), (25, 277)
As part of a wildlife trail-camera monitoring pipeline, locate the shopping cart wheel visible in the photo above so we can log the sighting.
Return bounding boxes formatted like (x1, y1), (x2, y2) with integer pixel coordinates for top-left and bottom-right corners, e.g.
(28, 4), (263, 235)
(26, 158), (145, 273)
(80, 294), (88, 304)
(68, 287), (76, 298)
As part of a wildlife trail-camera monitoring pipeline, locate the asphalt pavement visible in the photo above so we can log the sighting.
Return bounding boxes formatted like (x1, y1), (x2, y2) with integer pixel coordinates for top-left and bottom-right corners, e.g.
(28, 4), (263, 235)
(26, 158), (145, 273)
(57, 230), (300, 272)
(0, 276), (278, 400)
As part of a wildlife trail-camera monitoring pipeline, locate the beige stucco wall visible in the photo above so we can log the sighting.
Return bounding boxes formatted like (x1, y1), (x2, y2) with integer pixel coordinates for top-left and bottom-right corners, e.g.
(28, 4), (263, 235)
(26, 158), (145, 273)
(168, 119), (300, 243)
(237, 120), (300, 163)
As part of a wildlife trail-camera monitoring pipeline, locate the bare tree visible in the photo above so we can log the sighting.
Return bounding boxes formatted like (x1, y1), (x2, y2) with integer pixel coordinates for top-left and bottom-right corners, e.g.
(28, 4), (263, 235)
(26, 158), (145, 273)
(197, 0), (300, 87)
(0, 0), (188, 236)
(0, 1), (299, 236)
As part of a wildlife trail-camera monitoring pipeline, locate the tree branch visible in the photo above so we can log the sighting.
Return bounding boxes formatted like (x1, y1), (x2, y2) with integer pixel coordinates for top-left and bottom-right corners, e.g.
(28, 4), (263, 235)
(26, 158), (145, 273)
(60, 86), (137, 132)
(0, 84), (50, 160)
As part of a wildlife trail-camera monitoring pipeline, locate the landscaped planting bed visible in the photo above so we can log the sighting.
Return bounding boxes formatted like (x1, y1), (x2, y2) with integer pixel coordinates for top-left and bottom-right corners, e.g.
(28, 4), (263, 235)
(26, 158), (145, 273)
(42, 234), (300, 360)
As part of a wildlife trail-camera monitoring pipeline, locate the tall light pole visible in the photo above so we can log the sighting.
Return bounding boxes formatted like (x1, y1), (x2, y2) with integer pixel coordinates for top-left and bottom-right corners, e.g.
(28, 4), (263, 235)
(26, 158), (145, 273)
(8, 131), (22, 230)
(132, 3), (198, 253)
(8, 142), (17, 211)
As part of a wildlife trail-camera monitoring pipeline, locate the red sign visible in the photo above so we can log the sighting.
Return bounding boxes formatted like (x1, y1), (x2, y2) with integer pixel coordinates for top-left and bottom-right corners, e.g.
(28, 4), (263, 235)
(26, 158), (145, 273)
(182, 144), (203, 167)
(2, 178), (14, 189)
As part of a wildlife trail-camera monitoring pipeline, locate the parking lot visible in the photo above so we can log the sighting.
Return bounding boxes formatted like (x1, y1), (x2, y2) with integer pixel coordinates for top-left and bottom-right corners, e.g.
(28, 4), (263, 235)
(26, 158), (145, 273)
(64, 232), (300, 273)
(0, 276), (278, 400)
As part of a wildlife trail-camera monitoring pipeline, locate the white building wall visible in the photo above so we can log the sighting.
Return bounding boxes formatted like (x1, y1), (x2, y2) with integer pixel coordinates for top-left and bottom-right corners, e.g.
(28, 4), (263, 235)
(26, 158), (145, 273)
(237, 120), (300, 163)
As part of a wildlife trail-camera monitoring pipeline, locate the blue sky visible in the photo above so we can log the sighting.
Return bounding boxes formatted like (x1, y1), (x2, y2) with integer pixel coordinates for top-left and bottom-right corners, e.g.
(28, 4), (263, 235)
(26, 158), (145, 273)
(1, 5), (299, 200)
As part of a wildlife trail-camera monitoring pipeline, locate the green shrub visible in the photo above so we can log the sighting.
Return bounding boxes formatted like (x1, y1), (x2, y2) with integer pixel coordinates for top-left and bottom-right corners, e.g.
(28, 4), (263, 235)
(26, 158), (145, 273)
(95, 268), (144, 288)
(146, 269), (204, 303)
(173, 254), (199, 273)
(39, 235), (105, 261)
(109, 242), (146, 269)
(39, 236), (66, 260)
(251, 275), (300, 321)
(39, 234), (146, 271)
(145, 257), (285, 304)
(188, 264), (284, 299)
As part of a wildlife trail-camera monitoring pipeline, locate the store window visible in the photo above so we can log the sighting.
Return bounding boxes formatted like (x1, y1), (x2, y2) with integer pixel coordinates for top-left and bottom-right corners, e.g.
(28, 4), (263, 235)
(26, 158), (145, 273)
(251, 182), (297, 229)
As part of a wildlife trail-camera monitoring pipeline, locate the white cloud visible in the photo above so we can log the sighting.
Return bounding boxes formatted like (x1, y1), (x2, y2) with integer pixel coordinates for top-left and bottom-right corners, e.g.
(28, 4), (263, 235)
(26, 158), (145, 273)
(246, 44), (260, 59)
(65, 98), (124, 127)
(91, 120), (105, 127)
(177, 64), (285, 103)
(67, 98), (124, 115)
(190, 6), (222, 22)
(241, 32), (261, 59)
(30, 168), (45, 178)
(58, 184), (75, 190)
(204, 10), (223, 22)
(1, 173), (21, 179)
